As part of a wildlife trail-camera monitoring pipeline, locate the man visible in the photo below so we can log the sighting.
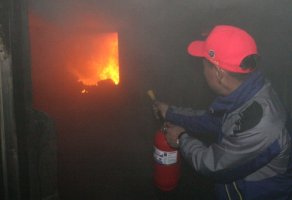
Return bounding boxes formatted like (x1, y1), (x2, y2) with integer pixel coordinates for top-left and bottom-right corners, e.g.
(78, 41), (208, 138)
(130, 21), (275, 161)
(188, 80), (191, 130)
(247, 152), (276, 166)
(155, 25), (292, 199)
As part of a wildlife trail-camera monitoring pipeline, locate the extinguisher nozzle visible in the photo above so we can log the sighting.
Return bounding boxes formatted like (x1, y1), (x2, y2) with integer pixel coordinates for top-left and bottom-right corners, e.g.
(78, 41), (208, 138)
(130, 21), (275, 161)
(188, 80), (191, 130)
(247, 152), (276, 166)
(147, 89), (157, 101)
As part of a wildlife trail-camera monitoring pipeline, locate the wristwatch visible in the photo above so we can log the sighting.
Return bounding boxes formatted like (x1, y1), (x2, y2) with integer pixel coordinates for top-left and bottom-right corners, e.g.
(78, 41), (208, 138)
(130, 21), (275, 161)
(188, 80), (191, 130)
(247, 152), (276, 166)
(176, 131), (187, 146)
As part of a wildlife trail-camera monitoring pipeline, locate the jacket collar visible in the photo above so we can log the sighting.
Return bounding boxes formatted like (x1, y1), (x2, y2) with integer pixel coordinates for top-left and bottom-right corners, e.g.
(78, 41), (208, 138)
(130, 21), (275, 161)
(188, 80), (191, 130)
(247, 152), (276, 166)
(209, 70), (265, 115)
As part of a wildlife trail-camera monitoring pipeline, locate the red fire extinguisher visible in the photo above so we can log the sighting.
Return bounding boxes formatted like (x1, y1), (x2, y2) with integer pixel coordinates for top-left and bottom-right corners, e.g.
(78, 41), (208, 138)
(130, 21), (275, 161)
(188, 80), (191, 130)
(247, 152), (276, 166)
(153, 128), (181, 191)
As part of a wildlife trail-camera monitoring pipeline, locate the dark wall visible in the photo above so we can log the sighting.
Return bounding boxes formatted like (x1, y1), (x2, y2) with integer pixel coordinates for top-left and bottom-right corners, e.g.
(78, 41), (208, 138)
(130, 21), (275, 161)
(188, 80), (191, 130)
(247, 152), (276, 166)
(118, 0), (292, 107)
(1, 0), (34, 199)
(27, 0), (292, 199)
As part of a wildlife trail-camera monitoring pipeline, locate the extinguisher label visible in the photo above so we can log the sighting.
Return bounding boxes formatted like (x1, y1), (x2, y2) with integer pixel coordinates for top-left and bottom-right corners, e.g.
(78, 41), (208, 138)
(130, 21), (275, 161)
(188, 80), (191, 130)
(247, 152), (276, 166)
(153, 147), (178, 165)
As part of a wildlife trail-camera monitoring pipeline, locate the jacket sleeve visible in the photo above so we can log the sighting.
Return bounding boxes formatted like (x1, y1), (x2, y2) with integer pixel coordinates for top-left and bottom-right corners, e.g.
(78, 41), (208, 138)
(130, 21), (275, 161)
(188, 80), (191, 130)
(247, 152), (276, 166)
(180, 121), (281, 183)
(165, 106), (221, 134)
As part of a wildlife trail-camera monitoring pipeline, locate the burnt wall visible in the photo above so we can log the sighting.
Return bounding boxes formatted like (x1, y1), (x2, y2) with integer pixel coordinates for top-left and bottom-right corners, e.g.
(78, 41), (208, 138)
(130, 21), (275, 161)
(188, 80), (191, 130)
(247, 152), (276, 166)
(28, 0), (292, 199)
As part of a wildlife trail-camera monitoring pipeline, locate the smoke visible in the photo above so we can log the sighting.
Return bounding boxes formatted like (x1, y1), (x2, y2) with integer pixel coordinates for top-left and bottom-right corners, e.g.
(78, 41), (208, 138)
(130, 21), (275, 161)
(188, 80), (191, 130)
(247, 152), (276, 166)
(28, 0), (146, 37)
(28, 0), (292, 106)
(27, 1), (292, 199)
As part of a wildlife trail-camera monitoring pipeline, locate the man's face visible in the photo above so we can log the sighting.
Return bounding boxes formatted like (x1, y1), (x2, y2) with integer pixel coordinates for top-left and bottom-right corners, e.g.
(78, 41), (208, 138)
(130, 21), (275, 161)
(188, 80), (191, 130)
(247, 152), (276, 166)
(202, 59), (223, 95)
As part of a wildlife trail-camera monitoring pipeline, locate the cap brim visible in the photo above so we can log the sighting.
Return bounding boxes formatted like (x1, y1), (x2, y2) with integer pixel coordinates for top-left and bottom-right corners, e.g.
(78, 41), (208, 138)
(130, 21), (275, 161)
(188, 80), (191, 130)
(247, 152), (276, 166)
(187, 41), (205, 57)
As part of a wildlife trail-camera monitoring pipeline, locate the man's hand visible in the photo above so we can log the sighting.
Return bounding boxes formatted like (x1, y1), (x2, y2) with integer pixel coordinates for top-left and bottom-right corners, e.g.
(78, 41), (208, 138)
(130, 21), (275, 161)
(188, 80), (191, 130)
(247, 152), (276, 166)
(153, 101), (169, 119)
(164, 124), (185, 148)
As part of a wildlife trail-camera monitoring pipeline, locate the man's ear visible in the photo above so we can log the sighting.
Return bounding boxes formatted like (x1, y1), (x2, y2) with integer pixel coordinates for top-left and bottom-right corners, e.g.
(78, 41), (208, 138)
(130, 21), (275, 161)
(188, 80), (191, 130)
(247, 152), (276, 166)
(215, 66), (224, 81)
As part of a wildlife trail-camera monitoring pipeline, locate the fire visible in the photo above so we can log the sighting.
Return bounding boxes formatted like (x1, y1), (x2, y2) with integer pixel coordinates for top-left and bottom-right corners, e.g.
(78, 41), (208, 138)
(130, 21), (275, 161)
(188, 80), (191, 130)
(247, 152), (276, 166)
(99, 34), (119, 85)
(99, 57), (119, 85)
(81, 89), (89, 94)
(70, 32), (120, 87)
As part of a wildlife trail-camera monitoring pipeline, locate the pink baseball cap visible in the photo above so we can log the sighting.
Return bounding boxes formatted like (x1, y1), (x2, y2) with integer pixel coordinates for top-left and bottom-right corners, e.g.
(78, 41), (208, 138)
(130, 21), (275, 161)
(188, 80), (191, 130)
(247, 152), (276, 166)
(187, 25), (258, 73)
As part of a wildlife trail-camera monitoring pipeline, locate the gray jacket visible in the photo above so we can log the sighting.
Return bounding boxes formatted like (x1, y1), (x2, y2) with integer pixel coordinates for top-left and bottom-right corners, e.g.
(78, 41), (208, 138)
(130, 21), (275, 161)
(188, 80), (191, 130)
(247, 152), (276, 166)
(166, 80), (292, 199)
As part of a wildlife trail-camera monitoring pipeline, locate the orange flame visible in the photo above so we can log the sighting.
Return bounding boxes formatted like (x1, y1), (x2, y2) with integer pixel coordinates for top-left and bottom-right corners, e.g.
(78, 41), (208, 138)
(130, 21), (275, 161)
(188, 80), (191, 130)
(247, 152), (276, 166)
(81, 89), (89, 94)
(69, 32), (120, 86)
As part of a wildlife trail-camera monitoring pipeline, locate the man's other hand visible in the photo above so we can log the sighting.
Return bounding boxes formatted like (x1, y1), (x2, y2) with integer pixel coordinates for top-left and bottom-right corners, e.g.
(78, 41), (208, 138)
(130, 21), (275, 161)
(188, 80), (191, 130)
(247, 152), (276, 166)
(153, 101), (169, 119)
